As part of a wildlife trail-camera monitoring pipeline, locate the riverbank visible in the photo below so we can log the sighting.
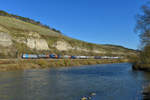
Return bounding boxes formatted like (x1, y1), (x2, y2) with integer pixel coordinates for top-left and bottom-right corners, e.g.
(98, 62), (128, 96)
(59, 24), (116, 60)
(0, 59), (129, 71)
(143, 85), (150, 100)
(132, 63), (150, 71)
(132, 63), (150, 100)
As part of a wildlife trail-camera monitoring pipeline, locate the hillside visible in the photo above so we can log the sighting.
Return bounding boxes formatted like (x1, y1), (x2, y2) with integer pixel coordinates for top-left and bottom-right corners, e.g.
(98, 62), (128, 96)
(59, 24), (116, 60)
(0, 10), (137, 58)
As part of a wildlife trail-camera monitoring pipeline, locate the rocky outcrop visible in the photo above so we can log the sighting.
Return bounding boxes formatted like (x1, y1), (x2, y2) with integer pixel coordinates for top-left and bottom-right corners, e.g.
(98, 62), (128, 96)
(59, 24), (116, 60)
(28, 32), (41, 38)
(54, 40), (106, 54)
(0, 13), (137, 59)
(0, 32), (12, 47)
(26, 38), (50, 50)
(0, 31), (133, 55)
(54, 40), (72, 51)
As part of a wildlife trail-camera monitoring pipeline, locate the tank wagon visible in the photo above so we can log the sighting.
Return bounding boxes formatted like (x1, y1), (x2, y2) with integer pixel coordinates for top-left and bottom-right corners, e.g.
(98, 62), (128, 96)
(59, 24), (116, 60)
(63, 55), (71, 59)
(38, 54), (49, 58)
(94, 56), (102, 59)
(22, 54), (38, 59)
(74, 56), (88, 59)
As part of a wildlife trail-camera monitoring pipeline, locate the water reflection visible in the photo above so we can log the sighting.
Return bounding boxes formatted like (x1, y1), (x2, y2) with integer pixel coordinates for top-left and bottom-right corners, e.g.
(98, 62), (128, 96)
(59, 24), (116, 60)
(0, 63), (150, 100)
(0, 71), (24, 100)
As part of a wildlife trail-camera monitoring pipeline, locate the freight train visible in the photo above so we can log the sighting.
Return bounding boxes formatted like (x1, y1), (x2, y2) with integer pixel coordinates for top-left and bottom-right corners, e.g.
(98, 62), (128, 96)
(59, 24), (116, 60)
(22, 54), (121, 59)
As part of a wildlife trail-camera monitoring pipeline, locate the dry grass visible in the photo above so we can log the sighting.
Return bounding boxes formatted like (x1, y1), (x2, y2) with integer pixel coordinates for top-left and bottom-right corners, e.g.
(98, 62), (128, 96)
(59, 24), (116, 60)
(0, 16), (137, 58)
(0, 16), (60, 36)
(0, 59), (129, 71)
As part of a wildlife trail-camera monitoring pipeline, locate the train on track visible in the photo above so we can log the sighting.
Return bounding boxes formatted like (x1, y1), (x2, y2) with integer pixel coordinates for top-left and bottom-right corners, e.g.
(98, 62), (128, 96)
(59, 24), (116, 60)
(22, 54), (121, 59)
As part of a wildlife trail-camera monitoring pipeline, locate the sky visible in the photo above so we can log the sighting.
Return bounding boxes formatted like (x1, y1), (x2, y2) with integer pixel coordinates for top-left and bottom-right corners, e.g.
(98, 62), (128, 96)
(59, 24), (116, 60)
(0, 0), (149, 49)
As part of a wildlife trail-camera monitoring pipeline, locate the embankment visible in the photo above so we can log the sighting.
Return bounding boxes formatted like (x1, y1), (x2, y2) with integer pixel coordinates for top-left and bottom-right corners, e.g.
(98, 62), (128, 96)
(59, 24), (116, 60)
(132, 63), (150, 100)
(132, 63), (150, 71)
(0, 59), (129, 71)
(143, 85), (150, 100)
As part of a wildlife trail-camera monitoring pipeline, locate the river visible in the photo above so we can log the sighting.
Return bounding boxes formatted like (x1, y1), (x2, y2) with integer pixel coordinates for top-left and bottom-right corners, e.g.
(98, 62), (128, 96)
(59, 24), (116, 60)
(0, 63), (150, 100)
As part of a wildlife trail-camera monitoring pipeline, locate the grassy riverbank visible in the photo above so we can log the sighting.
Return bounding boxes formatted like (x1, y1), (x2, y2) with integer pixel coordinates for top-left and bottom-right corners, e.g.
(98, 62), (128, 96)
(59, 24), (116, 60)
(132, 63), (150, 71)
(143, 85), (150, 100)
(0, 59), (129, 71)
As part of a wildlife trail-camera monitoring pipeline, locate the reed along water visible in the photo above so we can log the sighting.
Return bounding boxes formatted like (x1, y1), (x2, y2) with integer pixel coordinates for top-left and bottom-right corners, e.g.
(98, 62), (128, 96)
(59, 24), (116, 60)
(0, 63), (150, 100)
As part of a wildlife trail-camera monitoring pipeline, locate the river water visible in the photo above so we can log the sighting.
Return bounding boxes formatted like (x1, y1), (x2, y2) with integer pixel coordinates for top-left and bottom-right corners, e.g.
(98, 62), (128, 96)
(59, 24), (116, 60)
(0, 63), (150, 100)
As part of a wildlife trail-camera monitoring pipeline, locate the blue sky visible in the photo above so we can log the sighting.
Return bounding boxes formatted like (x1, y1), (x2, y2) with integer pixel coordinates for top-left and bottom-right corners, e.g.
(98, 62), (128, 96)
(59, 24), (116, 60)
(0, 0), (149, 49)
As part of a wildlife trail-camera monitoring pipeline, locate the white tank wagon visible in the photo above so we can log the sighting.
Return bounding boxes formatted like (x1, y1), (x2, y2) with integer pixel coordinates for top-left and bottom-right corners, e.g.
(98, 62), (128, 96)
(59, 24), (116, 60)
(87, 56), (95, 59)
(74, 56), (88, 59)
(38, 54), (49, 58)
(22, 54), (38, 59)
(63, 55), (71, 59)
